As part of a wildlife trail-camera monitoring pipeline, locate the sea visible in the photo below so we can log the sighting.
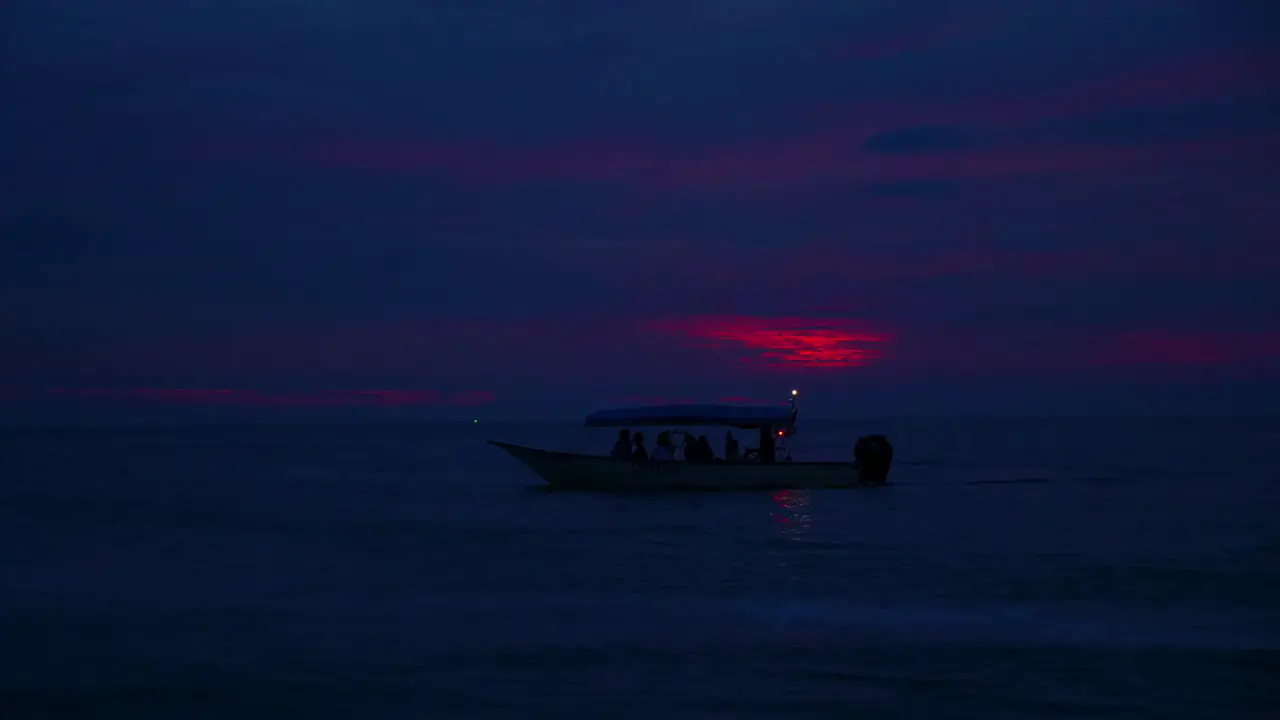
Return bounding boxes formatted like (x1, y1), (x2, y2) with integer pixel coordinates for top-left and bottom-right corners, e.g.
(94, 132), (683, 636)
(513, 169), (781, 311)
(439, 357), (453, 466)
(1, 417), (1278, 719)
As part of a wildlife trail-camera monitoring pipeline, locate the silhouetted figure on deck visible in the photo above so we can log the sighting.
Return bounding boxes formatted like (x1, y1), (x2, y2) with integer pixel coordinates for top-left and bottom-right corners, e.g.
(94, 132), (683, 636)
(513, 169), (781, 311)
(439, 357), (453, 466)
(630, 431), (649, 461)
(679, 433), (696, 461)
(724, 431), (740, 462)
(854, 434), (894, 484)
(653, 431), (676, 461)
(695, 434), (714, 462)
(611, 429), (632, 459)
(681, 433), (713, 462)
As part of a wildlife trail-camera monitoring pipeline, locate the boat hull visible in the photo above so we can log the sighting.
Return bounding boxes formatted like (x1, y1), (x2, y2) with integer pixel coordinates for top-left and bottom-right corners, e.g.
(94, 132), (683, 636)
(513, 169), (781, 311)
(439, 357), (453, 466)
(488, 440), (868, 491)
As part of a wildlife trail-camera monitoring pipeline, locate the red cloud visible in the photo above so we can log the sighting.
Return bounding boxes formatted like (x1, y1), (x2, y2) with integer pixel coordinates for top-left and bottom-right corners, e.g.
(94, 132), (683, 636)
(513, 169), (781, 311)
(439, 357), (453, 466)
(648, 316), (889, 370)
(5, 388), (495, 407)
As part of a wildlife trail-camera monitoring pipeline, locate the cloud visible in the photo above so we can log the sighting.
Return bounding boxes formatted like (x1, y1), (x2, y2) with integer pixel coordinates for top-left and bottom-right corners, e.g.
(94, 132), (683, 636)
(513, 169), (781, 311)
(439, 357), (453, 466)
(828, 17), (980, 62)
(647, 315), (890, 370)
(1027, 98), (1280, 150)
(872, 325), (1280, 379)
(561, 236), (1280, 311)
(773, 244), (1280, 283)
(0, 388), (495, 407)
(308, 128), (1266, 196)
(861, 126), (979, 154)
(1044, 49), (1278, 117)
(286, 46), (1278, 197)
(619, 395), (698, 405)
(862, 178), (956, 196)
(5, 316), (1276, 418)
(19, 5), (1267, 207)
(1090, 331), (1280, 369)
(615, 394), (788, 406)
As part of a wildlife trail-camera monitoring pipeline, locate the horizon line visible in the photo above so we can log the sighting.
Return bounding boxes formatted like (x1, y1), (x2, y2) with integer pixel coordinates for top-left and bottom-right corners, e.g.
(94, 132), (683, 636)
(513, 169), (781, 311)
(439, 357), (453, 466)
(3, 412), (1278, 432)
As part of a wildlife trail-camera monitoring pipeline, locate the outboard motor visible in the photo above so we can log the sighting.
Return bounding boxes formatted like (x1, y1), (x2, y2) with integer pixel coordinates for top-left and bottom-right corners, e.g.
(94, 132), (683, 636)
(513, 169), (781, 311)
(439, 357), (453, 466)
(854, 434), (894, 485)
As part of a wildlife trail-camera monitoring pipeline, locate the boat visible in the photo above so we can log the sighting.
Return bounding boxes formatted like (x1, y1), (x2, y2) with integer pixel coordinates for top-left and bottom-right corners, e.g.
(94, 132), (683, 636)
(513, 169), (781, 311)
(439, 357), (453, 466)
(488, 391), (893, 491)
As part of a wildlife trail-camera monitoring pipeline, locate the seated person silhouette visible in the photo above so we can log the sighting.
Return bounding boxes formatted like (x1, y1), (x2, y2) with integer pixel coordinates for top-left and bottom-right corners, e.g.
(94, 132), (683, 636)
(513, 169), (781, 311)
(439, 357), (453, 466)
(653, 431), (676, 461)
(630, 431), (649, 461)
(695, 434), (715, 462)
(724, 431), (740, 462)
(611, 429), (632, 459)
(683, 433), (714, 462)
(680, 432), (697, 461)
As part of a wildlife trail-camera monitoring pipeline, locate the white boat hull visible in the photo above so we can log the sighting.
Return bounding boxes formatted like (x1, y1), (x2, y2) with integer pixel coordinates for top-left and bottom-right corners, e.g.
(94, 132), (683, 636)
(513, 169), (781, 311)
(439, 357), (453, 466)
(488, 441), (870, 491)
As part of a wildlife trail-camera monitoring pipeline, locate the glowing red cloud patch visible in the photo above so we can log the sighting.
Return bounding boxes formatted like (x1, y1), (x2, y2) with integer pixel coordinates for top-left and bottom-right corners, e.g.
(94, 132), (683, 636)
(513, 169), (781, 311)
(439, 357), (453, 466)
(650, 316), (888, 369)
(10, 388), (495, 407)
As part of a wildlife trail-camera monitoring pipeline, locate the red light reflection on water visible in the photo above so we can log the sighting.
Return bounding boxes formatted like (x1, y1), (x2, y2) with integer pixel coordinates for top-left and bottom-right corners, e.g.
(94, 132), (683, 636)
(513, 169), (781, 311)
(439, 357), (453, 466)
(770, 490), (813, 534)
(650, 316), (888, 369)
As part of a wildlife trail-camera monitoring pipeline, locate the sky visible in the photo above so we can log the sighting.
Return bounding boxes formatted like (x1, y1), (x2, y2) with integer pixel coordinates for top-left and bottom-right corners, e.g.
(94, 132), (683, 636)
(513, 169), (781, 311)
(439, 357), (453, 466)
(1, 0), (1278, 422)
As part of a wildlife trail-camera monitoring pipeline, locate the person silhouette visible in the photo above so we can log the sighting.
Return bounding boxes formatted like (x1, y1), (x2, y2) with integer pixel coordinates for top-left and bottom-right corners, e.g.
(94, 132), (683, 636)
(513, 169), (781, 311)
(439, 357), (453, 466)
(611, 428), (631, 459)
(630, 431), (649, 461)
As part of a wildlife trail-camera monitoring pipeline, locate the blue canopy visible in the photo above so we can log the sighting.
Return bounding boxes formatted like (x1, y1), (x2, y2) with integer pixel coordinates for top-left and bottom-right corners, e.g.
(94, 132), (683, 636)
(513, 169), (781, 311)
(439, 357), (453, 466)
(584, 403), (794, 429)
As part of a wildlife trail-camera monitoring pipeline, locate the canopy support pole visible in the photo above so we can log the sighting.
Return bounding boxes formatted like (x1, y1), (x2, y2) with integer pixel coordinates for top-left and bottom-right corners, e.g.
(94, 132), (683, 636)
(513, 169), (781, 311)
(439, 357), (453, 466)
(758, 427), (776, 464)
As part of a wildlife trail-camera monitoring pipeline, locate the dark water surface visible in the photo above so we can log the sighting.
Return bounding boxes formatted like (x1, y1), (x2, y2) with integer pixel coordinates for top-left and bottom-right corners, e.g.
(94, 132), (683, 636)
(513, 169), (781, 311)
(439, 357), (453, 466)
(3, 418), (1278, 718)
